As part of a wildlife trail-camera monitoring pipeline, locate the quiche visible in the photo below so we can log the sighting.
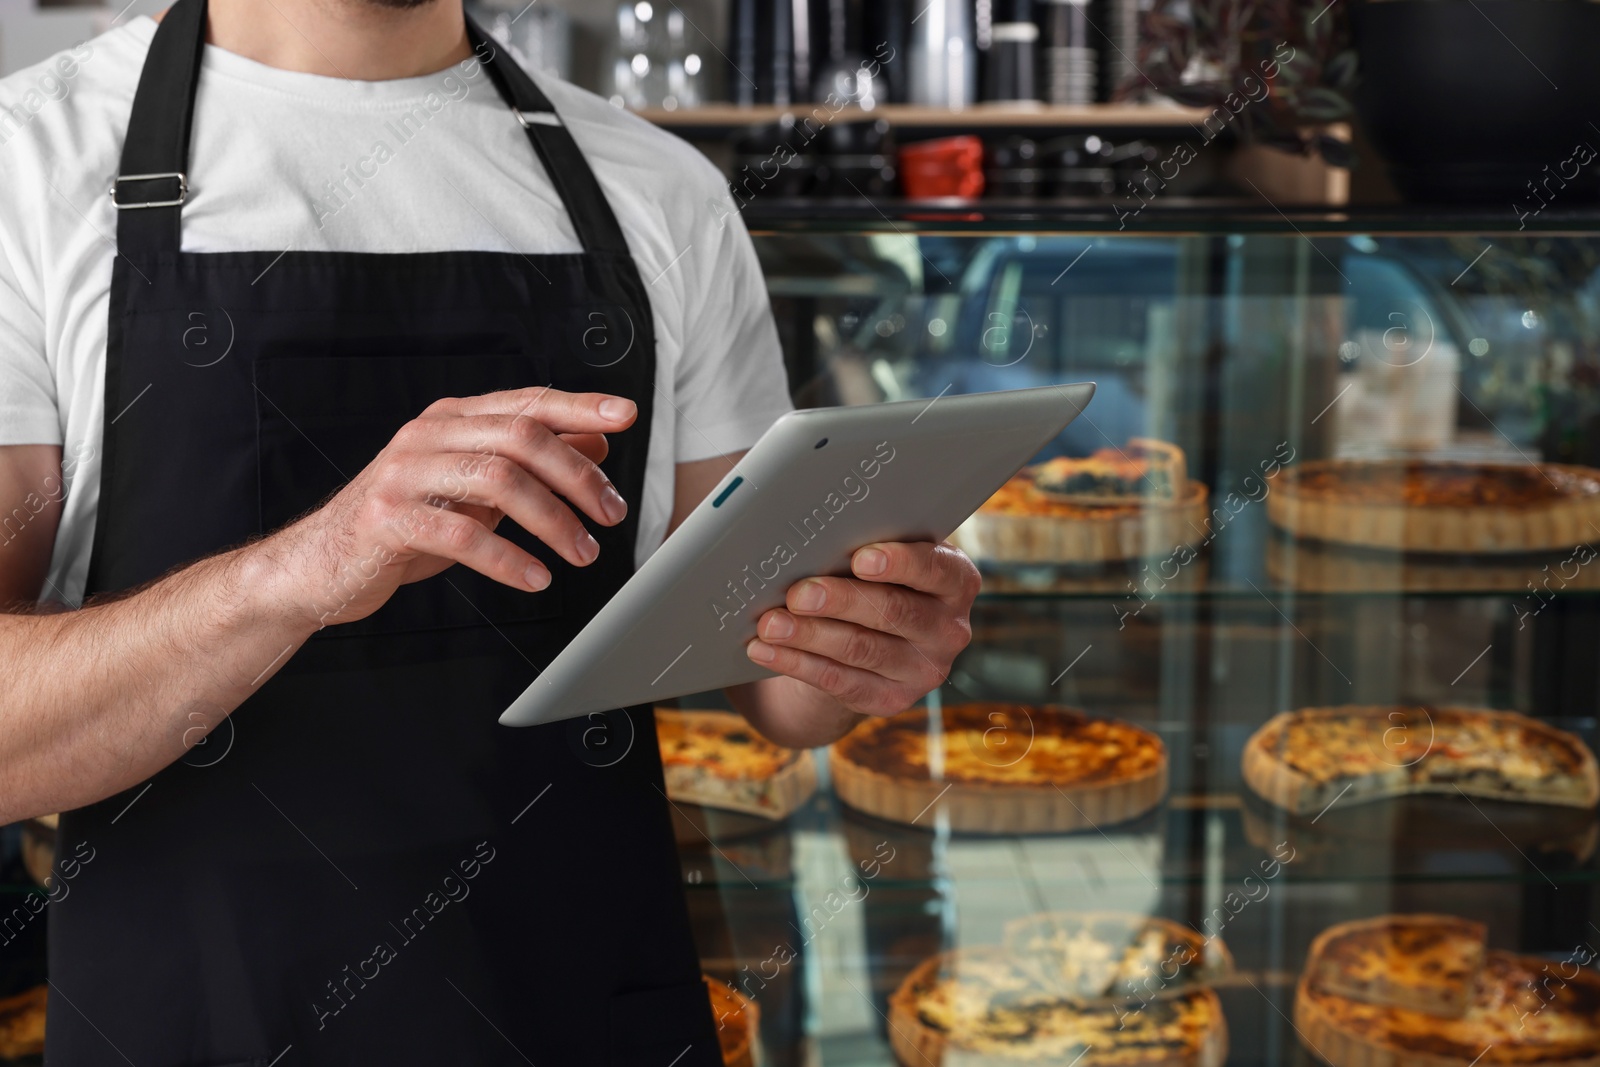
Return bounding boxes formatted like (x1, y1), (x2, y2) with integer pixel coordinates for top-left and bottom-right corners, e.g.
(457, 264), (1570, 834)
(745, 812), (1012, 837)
(1306, 915), (1487, 1019)
(954, 468), (1210, 564)
(0, 985), (46, 1060)
(1297, 916), (1600, 1067)
(656, 708), (818, 820)
(831, 704), (1168, 834)
(1266, 459), (1600, 554)
(705, 975), (758, 1067)
(1032, 439), (1189, 505)
(889, 946), (1228, 1067)
(1002, 912), (1233, 1003)
(1243, 706), (1600, 815)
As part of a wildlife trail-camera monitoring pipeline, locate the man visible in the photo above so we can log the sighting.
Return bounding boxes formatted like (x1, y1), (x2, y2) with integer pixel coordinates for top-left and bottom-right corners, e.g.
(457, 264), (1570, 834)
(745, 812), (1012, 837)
(0, 0), (979, 1063)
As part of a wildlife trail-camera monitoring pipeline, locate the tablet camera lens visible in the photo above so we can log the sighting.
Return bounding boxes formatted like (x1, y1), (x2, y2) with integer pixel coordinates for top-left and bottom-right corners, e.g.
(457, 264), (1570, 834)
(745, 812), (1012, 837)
(815, 438), (828, 449)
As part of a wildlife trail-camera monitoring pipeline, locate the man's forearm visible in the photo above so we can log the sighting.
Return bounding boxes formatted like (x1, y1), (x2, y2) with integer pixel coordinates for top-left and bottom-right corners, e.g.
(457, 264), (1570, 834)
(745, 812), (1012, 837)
(0, 545), (316, 823)
(726, 674), (864, 750)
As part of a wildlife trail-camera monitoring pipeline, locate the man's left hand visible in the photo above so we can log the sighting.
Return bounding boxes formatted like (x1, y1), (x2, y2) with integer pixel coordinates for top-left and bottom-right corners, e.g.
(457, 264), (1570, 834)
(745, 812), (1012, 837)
(745, 541), (981, 717)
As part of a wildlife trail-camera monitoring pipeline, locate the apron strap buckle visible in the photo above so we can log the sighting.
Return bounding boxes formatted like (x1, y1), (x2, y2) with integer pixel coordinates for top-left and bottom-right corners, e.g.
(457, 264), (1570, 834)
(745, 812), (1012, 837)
(111, 172), (189, 210)
(513, 108), (562, 129)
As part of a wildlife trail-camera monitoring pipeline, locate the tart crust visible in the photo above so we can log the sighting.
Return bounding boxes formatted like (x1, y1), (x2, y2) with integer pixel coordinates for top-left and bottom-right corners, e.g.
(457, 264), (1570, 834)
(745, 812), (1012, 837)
(1266, 460), (1600, 554)
(656, 708), (818, 821)
(889, 947), (1228, 1067)
(1241, 706), (1600, 815)
(831, 704), (1168, 834)
(955, 478), (1210, 564)
(1296, 918), (1600, 1067)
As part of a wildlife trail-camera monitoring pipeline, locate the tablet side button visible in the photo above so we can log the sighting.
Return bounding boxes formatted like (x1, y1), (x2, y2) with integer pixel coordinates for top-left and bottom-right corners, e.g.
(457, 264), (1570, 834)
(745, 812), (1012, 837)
(712, 477), (744, 508)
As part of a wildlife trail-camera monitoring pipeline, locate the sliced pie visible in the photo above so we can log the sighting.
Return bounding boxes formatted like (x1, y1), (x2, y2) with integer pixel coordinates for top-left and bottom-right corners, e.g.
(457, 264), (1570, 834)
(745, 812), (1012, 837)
(831, 704), (1168, 834)
(1032, 439), (1189, 505)
(890, 946), (1228, 1067)
(655, 709), (818, 820)
(705, 975), (759, 1067)
(1297, 915), (1600, 1067)
(1306, 915), (1487, 1019)
(1002, 912), (1233, 1004)
(1243, 706), (1600, 815)
(1266, 459), (1600, 554)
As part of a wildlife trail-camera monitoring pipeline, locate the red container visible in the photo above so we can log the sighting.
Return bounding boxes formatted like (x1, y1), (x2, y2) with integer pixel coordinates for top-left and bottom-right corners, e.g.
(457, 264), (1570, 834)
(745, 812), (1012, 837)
(899, 136), (986, 199)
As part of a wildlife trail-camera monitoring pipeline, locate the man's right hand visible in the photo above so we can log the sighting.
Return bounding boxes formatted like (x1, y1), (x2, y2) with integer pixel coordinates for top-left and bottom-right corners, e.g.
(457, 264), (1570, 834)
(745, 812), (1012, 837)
(251, 386), (637, 629)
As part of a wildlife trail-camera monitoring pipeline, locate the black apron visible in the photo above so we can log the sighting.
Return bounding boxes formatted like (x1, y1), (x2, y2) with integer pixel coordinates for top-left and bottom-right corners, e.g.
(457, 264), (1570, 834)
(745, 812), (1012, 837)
(48, 3), (720, 1064)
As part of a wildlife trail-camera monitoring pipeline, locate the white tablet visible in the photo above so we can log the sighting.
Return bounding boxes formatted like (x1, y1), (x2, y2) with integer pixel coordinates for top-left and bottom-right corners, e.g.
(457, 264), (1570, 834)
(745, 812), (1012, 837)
(499, 382), (1096, 726)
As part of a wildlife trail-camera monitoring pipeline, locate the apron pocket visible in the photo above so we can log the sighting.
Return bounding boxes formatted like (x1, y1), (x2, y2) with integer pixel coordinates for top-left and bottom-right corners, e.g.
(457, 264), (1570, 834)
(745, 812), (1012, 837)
(608, 982), (722, 1067)
(254, 352), (563, 636)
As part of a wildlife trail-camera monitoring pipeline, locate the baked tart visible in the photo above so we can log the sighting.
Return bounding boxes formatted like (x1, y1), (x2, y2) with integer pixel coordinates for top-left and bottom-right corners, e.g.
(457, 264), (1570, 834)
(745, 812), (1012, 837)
(1242, 706), (1600, 815)
(705, 975), (759, 1067)
(656, 708), (817, 820)
(831, 704), (1167, 834)
(1002, 911), (1233, 1003)
(953, 438), (1210, 564)
(889, 946), (1228, 1067)
(1296, 915), (1600, 1067)
(1266, 459), (1600, 554)
(1305, 915), (1487, 1019)
(0, 985), (47, 1061)
(1032, 439), (1188, 505)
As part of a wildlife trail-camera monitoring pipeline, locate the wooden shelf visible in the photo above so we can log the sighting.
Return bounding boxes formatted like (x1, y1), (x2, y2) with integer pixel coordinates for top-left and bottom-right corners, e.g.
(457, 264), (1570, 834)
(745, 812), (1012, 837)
(632, 102), (1212, 132)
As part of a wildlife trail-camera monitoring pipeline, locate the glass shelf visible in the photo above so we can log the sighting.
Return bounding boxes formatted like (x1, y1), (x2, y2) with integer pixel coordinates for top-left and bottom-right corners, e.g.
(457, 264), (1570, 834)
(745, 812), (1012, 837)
(743, 200), (1600, 237)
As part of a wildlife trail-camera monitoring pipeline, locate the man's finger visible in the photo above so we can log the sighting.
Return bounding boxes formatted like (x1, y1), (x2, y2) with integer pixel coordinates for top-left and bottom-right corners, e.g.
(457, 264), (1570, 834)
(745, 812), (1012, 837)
(425, 387), (637, 433)
(743, 639), (915, 717)
(755, 609), (936, 687)
(784, 575), (950, 643)
(402, 506), (549, 592)
(559, 433), (609, 465)
(413, 416), (626, 528)
(398, 453), (601, 569)
(849, 541), (980, 604)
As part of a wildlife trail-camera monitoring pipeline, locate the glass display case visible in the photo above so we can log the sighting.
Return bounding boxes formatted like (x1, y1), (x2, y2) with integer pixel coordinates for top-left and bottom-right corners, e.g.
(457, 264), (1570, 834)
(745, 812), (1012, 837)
(671, 205), (1600, 1067)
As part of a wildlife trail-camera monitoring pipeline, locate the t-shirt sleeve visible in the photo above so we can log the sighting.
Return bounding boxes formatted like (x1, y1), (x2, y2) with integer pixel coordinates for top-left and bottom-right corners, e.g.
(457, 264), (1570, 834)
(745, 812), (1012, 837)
(0, 215), (58, 447)
(669, 197), (793, 464)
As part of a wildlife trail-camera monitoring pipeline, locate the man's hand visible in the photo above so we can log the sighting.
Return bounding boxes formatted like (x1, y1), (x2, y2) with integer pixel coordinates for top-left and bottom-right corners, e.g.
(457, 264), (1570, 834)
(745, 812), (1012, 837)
(252, 386), (635, 628)
(744, 541), (980, 717)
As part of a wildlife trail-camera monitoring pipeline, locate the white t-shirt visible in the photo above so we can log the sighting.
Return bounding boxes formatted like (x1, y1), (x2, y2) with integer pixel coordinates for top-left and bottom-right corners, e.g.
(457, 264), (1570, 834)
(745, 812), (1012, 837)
(0, 18), (792, 603)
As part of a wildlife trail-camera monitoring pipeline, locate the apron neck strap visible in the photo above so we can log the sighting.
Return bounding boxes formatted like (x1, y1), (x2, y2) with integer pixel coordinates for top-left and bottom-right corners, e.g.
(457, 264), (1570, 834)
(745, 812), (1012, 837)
(464, 17), (633, 257)
(113, 0), (634, 259)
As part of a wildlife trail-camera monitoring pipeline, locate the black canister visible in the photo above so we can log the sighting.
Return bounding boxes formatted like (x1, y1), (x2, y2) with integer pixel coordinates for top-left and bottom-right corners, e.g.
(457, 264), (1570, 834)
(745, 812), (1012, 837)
(814, 119), (899, 197)
(863, 0), (912, 102)
(728, 0), (797, 104)
(984, 20), (1041, 103)
(731, 119), (818, 202)
(1042, 134), (1118, 196)
(1040, 0), (1095, 105)
(985, 136), (1043, 197)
